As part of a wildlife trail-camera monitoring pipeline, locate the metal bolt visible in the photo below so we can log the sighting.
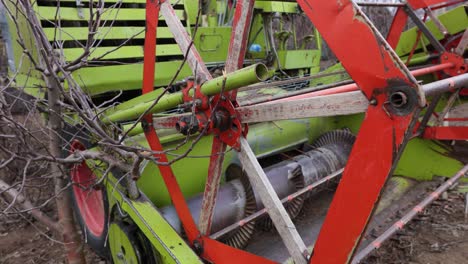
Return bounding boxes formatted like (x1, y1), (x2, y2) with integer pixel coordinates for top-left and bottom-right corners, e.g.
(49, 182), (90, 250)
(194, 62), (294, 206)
(117, 252), (124, 260)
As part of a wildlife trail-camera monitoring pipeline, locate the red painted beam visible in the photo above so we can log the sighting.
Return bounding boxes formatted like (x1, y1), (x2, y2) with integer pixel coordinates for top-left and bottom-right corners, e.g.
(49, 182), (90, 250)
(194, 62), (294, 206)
(423, 126), (468, 140)
(198, 0), (255, 236)
(387, 8), (408, 49)
(142, 0), (200, 242)
(296, 1), (424, 263)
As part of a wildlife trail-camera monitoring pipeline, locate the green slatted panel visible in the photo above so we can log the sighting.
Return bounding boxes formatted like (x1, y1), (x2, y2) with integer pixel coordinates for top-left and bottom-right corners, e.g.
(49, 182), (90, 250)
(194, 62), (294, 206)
(33, 0), (192, 95)
(43, 27), (172, 41)
(35, 6), (184, 21)
(72, 62), (191, 95)
(62, 44), (181, 61)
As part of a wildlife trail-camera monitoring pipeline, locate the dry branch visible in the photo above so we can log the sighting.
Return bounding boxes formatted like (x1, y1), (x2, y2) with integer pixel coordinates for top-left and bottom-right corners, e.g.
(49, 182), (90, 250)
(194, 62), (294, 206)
(0, 179), (61, 232)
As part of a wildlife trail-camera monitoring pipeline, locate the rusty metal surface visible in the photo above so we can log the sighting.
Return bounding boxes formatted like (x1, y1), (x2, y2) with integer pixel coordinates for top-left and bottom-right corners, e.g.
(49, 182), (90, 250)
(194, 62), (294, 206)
(198, 0), (254, 236)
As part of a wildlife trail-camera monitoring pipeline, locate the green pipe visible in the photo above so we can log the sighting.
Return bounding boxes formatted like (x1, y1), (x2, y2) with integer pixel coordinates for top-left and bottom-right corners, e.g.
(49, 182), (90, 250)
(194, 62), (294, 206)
(104, 63), (269, 124)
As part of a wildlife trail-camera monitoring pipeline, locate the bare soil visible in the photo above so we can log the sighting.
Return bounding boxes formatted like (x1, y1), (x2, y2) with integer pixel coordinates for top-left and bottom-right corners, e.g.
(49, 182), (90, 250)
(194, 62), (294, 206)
(365, 192), (468, 264)
(0, 213), (102, 264)
(1, 189), (466, 263)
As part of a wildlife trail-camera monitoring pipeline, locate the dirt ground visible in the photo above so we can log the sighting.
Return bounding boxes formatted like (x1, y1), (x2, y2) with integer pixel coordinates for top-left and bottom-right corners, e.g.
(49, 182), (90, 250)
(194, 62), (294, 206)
(0, 214), (103, 264)
(0, 190), (466, 263)
(365, 191), (468, 264)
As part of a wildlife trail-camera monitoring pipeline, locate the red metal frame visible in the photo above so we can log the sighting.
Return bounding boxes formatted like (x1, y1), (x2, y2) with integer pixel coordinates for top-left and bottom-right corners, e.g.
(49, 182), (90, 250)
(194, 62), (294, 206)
(142, 0), (200, 242)
(142, 0), (274, 263)
(139, 0), (468, 263)
(422, 126), (468, 140)
(295, 1), (424, 262)
(387, 8), (408, 48)
(198, 0), (254, 236)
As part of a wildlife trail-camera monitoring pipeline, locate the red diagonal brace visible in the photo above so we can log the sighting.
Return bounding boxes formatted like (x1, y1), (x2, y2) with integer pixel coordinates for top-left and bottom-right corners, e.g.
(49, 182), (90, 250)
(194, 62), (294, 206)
(386, 7), (408, 49)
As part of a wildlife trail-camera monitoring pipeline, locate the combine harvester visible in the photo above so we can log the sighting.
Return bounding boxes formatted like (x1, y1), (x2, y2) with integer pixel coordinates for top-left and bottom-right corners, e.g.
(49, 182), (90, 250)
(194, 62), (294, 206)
(2, 0), (468, 263)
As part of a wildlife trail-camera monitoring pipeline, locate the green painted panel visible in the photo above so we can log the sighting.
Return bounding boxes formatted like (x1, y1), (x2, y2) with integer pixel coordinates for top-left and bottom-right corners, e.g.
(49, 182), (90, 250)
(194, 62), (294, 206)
(102, 177), (201, 263)
(34, 6), (184, 21)
(396, 6), (468, 56)
(71, 61), (191, 95)
(5, 2), (43, 86)
(133, 118), (334, 207)
(122, 199), (202, 263)
(395, 138), (464, 181)
(254, 1), (298, 13)
(183, 0), (199, 25)
(12, 74), (47, 98)
(334, 113), (464, 181)
(193, 27), (231, 63)
(61, 44), (182, 61)
(277, 50), (319, 69)
(309, 62), (350, 86)
(246, 13), (268, 59)
(42, 27), (173, 41)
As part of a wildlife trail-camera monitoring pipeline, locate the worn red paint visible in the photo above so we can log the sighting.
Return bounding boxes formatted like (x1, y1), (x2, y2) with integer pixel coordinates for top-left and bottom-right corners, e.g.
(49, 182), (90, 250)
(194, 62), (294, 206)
(200, 237), (276, 263)
(407, 0), (451, 9)
(296, 1), (423, 263)
(198, 137), (227, 235)
(138, 0), (467, 262)
(142, 0), (200, 242)
(386, 8), (408, 48)
(422, 126), (468, 140)
(199, 0), (254, 235)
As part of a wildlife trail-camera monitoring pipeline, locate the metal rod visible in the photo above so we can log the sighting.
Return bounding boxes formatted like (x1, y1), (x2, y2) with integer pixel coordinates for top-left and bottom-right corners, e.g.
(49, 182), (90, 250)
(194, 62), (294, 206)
(239, 70), (467, 124)
(423, 73), (468, 97)
(239, 80), (353, 107)
(352, 164), (468, 264)
(403, 3), (446, 53)
(455, 29), (468, 56)
(272, 63), (454, 103)
(240, 70), (348, 93)
(415, 93), (443, 136)
(410, 62), (453, 76)
(210, 168), (344, 240)
(104, 63), (269, 123)
(424, 7), (448, 36)
(147, 63), (456, 131)
(120, 62), (455, 134)
(355, 2), (405, 7)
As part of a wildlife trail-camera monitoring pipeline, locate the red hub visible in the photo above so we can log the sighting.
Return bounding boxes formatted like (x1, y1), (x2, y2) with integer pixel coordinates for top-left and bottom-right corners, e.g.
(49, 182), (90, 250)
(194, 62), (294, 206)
(70, 140), (105, 237)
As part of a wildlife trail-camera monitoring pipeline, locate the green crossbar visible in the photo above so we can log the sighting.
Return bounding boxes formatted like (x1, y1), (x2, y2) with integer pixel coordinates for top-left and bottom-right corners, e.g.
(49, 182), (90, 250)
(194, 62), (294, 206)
(42, 27), (173, 41)
(34, 6), (184, 21)
(62, 44), (182, 61)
